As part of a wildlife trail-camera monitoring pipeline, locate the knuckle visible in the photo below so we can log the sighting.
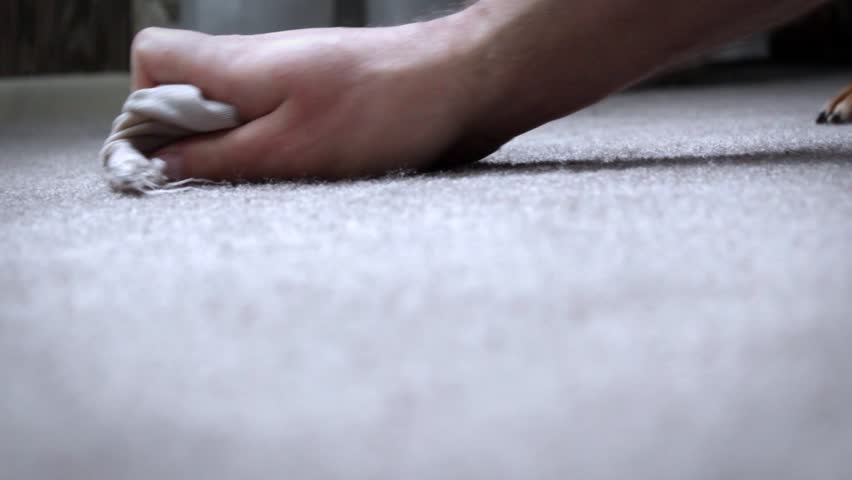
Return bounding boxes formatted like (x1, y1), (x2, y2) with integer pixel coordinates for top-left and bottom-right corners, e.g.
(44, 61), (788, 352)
(131, 27), (165, 57)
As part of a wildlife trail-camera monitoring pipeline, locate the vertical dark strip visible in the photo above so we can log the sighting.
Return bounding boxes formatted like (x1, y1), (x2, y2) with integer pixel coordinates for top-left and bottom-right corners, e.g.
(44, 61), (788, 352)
(334, 0), (367, 27)
(0, 0), (21, 76)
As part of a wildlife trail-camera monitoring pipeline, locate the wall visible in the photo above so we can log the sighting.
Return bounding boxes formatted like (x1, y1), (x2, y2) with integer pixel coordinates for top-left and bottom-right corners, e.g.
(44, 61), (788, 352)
(180, 0), (333, 34)
(367, 0), (462, 26)
(177, 0), (464, 32)
(174, 0), (465, 32)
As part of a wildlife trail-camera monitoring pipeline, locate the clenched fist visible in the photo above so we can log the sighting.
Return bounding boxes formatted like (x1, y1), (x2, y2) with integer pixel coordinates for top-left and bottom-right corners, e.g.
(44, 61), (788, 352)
(131, 20), (504, 181)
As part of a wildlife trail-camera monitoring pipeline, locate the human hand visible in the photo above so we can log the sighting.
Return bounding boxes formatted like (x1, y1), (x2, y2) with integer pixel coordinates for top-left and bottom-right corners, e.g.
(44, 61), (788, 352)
(131, 21), (504, 181)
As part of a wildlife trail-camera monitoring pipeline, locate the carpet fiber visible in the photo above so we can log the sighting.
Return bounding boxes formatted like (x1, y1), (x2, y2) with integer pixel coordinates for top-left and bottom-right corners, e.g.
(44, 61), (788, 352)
(2, 71), (851, 479)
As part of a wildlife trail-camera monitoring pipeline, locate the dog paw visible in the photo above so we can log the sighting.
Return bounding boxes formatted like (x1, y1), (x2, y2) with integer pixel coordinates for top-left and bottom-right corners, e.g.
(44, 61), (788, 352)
(817, 83), (852, 125)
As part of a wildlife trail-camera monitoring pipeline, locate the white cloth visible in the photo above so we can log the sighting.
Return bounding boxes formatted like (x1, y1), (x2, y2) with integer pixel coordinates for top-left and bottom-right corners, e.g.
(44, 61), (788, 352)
(100, 84), (241, 194)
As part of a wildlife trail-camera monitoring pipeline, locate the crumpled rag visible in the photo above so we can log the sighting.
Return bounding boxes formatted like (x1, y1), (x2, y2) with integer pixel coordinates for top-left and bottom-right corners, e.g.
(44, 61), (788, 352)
(100, 84), (241, 194)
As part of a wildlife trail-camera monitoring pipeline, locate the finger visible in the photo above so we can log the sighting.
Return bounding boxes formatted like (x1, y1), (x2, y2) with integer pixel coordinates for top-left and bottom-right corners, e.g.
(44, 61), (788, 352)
(131, 28), (216, 91)
(153, 107), (304, 181)
(131, 28), (245, 107)
(130, 27), (284, 120)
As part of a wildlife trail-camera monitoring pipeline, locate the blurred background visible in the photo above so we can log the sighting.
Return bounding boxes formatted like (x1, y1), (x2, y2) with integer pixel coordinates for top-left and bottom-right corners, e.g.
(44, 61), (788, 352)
(1, 0), (850, 77)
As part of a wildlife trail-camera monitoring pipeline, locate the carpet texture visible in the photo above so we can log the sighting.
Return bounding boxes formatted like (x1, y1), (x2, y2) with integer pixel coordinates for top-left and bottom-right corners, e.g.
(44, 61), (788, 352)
(1, 71), (852, 480)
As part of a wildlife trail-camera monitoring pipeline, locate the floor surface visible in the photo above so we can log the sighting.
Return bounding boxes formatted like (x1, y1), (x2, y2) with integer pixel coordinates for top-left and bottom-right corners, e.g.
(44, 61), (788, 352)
(1, 71), (851, 479)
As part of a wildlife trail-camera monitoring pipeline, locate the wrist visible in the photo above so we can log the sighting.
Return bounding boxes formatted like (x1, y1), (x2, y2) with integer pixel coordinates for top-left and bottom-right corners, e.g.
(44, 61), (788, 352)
(413, 4), (531, 144)
(425, 2), (601, 141)
(437, 1), (674, 140)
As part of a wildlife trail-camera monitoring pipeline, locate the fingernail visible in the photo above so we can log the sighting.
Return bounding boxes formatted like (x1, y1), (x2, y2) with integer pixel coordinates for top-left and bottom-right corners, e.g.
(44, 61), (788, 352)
(158, 152), (184, 180)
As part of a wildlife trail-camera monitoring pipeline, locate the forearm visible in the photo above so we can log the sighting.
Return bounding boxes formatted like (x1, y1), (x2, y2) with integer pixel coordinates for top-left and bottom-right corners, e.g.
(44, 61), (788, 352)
(446, 0), (827, 138)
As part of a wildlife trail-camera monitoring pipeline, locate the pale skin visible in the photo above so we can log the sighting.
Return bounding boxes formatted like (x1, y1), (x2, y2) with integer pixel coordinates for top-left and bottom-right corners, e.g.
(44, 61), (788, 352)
(131, 0), (828, 181)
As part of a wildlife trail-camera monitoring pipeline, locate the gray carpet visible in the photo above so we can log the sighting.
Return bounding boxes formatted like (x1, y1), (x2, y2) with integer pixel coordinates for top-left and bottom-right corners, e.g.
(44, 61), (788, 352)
(2, 71), (851, 479)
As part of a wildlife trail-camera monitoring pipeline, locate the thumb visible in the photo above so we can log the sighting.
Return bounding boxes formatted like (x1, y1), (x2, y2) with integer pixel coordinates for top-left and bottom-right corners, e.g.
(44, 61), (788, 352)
(155, 109), (292, 182)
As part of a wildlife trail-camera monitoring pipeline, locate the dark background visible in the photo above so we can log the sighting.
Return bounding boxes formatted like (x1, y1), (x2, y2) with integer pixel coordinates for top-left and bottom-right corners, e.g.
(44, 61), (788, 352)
(1, 0), (134, 76)
(0, 0), (850, 77)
